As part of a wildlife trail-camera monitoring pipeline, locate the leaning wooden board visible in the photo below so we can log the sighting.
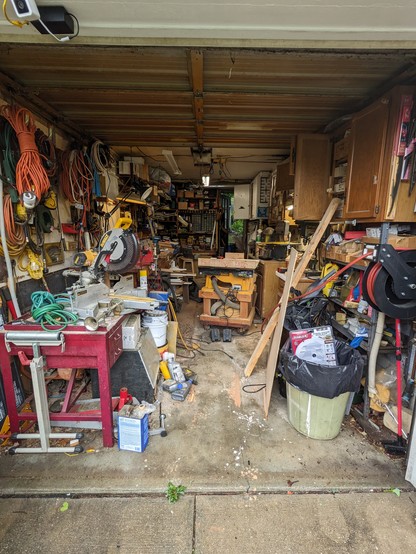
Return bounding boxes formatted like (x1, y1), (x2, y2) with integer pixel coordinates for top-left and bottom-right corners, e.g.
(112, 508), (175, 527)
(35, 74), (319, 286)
(263, 248), (297, 417)
(244, 198), (340, 377)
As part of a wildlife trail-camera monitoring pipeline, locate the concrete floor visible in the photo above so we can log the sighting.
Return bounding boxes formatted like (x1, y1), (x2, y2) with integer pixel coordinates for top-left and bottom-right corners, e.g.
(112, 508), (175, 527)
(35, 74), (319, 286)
(0, 493), (415, 553)
(0, 302), (415, 552)
(0, 302), (410, 495)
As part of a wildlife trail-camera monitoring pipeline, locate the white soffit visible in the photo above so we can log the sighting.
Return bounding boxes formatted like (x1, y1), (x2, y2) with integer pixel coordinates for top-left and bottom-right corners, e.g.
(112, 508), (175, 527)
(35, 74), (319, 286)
(2, 0), (416, 46)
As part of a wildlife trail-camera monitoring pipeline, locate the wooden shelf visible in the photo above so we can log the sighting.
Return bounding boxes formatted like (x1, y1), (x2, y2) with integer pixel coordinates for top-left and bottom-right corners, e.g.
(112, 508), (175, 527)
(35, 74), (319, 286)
(325, 257), (369, 271)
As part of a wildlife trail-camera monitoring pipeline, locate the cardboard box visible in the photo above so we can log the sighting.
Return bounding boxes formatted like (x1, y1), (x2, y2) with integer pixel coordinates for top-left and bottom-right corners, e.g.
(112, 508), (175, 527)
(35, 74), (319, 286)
(178, 201), (188, 210)
(118, 409), (149, 453)
(184, 190), (194, 198)
(362, 235), (416, 249)
(289, 326), (337, 366)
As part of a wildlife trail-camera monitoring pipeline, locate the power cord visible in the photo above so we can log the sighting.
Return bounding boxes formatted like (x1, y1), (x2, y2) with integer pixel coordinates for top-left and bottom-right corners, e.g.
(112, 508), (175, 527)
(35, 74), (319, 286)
(37, 13), (79, 43)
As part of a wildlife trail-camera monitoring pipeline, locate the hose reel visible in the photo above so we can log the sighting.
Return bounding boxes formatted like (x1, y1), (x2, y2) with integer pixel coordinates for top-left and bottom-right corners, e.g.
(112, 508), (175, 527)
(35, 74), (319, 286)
(362, 245), (416, 319)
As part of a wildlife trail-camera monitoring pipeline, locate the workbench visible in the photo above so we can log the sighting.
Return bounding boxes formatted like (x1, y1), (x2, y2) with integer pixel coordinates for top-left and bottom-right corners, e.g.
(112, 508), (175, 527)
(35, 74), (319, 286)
(0, 315), (125, 448)
(160, 269), (196, 303)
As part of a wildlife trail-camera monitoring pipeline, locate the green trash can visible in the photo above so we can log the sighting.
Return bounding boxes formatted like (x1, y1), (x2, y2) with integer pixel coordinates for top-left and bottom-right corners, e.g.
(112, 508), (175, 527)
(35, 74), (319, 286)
(286, 382), (350, 440)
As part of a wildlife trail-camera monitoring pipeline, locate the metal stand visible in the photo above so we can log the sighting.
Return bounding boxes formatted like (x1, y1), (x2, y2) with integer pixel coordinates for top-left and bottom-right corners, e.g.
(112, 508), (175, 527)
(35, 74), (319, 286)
(6, 332), (83, 455)
(149, 403), (167, 438)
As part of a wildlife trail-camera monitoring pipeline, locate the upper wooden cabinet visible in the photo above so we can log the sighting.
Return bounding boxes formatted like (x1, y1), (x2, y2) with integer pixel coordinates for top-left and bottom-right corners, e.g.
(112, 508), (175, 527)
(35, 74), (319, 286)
(293, 134), (331, 220)
(269, 159), (294, 224)
(344, 99), (390, 220)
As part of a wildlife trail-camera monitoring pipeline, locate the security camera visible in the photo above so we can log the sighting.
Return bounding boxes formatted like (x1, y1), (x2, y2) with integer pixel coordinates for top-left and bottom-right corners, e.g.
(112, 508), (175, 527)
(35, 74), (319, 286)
(9, 0), (40, 21)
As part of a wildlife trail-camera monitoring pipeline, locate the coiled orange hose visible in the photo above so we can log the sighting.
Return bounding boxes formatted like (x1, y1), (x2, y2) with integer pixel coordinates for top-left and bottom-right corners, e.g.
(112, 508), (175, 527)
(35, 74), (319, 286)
(1, 104), (50, 200)
(0, 194), (26, 257)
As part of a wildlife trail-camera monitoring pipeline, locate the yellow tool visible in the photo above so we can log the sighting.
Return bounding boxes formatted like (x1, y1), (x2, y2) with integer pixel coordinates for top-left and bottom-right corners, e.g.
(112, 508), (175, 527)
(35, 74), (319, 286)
(321, 262), (339, 297)
(204, 272), (254, 292)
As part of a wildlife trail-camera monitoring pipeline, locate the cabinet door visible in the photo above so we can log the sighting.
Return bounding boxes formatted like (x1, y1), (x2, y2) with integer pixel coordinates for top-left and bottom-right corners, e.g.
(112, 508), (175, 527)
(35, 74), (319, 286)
(294, 134), (331, 220)
(344, 100), (389, 219)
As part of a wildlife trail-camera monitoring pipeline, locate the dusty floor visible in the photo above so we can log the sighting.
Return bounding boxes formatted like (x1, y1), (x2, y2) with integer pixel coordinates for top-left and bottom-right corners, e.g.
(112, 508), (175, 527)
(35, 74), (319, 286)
(1, 301), (415, 553)
(0, 302), (411, 495)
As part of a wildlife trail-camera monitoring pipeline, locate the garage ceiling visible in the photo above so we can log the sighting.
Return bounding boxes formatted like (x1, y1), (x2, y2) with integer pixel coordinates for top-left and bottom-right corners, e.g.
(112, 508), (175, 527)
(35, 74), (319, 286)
(1, 45), (416, 180)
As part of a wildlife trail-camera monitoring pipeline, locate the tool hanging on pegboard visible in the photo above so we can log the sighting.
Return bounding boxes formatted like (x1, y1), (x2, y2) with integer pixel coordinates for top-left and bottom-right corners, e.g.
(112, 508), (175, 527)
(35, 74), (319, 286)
(362, 244), (416, 319)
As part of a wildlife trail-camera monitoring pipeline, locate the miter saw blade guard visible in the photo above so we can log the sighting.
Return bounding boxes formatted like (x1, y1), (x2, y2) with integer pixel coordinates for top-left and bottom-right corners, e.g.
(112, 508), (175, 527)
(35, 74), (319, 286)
(96, 228), (139, 275)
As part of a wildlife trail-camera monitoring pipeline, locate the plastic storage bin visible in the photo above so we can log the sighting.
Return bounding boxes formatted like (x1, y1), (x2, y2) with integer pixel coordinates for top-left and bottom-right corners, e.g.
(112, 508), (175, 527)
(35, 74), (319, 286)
(286, 382), (350, 440)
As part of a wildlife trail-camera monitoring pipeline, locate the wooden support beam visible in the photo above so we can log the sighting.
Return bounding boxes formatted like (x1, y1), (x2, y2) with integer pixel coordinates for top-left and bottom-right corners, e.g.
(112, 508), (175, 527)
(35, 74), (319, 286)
(244, 198), (340, 378)
(188, 50), (204, 147)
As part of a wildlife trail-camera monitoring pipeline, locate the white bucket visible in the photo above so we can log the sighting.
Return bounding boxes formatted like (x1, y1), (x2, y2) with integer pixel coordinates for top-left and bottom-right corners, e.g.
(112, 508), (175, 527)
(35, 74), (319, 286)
(142, 310), (168, 347)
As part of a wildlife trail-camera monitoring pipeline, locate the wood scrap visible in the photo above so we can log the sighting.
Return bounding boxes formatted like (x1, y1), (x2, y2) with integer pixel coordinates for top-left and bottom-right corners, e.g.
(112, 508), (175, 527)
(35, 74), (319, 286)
(244, 198), (340, 378)
(263, 248), (297, 418)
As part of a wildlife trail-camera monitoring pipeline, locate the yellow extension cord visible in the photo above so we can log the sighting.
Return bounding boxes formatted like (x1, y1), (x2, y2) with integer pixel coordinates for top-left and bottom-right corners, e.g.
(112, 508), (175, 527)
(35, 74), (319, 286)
(17, 247), (44, 280)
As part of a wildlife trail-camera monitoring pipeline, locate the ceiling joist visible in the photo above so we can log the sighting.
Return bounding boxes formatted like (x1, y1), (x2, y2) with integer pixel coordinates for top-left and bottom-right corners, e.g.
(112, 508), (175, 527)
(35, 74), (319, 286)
(188, 50), (204, 148)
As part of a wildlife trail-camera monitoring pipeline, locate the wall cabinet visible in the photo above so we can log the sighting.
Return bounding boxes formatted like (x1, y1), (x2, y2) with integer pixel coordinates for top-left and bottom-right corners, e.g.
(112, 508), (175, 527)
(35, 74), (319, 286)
(268, 160), (294, 225)
(293, 134), (331, 220)
(341, 87), (416, 222)
(344, 99), (390, 220)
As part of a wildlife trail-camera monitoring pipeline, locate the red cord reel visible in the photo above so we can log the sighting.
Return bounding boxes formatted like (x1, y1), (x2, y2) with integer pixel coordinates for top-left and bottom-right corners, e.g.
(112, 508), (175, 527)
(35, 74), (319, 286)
(362, 249), (416, 319)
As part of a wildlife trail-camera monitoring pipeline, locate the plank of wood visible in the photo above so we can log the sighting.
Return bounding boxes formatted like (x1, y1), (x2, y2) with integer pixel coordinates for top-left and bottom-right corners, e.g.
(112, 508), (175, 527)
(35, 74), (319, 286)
(263, 249), (297, 418)
(291, 197), (340, 288)
(243, 198), (340, 378)
(198, 258), (259, 270)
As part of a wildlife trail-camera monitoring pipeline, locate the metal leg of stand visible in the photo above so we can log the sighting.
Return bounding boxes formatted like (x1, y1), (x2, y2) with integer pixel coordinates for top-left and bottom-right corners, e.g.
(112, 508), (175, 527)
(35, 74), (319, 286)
(8, 340), (83, 455)
(149, 404), (167, 437)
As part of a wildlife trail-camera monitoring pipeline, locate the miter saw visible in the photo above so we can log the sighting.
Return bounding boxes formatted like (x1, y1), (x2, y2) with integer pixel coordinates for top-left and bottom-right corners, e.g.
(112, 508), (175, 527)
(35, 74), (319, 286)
(63, 217), (159, 323)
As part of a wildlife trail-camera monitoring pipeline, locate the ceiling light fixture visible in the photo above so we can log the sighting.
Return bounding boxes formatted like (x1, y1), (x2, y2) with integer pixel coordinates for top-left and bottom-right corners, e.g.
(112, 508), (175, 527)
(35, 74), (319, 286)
(162, 150), (182, 176)
(202, 175), (210, 187)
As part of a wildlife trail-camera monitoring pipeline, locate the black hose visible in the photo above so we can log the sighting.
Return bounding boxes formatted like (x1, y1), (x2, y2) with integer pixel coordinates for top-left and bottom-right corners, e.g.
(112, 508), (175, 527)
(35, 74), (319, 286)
(211, 276), (240, 314)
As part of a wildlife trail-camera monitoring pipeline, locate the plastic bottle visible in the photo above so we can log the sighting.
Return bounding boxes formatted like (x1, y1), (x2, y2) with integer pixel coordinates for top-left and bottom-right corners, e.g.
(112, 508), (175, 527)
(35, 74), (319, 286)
(139, 268), (148, 290)
(168, 360), (186, 383)
(171, 380), (192, 401)
(159, 361), (171, 379)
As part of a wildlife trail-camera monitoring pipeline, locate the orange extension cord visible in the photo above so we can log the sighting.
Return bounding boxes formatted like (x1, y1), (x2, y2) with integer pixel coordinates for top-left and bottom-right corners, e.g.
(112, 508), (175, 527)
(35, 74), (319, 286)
(60, 148), (93, 226)
(1, 105), (50, 200)
(0, 194), (26, 257)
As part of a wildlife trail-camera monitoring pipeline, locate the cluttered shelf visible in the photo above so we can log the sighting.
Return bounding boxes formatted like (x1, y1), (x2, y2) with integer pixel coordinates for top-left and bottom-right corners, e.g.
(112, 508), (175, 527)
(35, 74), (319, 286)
(329, 297), (371, 322)
(324, 257), (369, 271)
(330, 318), (395, 353)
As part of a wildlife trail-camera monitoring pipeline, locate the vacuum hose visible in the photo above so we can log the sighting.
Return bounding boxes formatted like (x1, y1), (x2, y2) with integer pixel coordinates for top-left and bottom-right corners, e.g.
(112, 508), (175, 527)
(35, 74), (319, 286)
(210, 276), (240, 315)
(368, 311), (385, 396)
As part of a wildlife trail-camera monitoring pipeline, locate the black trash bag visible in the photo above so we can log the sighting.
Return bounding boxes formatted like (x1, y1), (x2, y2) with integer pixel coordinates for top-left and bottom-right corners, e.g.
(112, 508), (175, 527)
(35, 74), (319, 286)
(279, 339), (364, 399)
(284, 296), (330, 331)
